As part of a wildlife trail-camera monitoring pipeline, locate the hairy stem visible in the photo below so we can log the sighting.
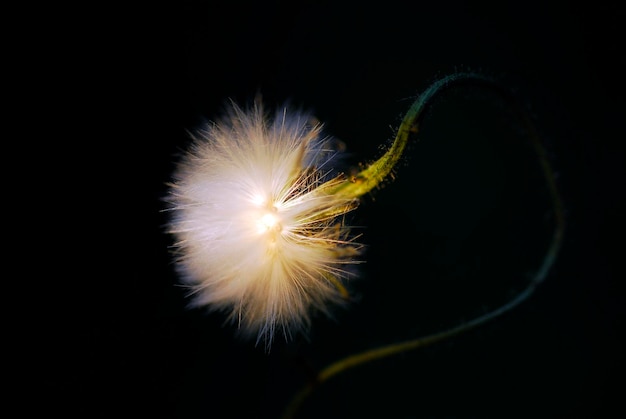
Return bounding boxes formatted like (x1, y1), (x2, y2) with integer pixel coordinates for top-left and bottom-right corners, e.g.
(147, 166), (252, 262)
(281, 72), (566, 419)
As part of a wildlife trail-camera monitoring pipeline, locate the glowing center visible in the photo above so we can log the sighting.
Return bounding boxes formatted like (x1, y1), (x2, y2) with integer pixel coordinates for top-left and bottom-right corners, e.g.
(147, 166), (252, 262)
(261, 212), (278, 229)
(257, 209), (282, 235)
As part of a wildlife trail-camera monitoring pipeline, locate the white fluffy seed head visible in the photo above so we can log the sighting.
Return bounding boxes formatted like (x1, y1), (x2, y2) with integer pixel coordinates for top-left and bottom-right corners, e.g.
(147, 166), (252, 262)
(166, 100), (361, 347)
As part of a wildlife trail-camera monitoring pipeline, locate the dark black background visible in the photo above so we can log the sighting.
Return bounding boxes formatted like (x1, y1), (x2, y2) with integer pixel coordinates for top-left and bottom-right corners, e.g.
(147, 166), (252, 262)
(37, 1), (624, 418)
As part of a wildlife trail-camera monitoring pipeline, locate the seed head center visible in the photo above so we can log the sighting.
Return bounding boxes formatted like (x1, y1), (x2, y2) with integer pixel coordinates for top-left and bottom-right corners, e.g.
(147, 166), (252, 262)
(256, 203), (283, 236)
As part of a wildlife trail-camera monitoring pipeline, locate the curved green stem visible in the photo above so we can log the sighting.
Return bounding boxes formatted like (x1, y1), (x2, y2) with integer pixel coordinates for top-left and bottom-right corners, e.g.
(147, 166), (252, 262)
(281, 72), (566, 419)
(318, 72), (495, 200)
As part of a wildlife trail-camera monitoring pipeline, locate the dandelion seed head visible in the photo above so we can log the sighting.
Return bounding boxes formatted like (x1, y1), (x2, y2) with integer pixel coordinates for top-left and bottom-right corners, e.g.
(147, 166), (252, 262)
(166, 100), (361, 347)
